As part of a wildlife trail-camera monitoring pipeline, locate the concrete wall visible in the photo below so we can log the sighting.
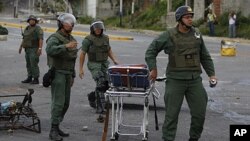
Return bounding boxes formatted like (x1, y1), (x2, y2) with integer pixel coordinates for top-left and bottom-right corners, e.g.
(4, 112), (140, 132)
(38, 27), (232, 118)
(87, 0), (97, 18)
(193, 0), (205, 20)
(96, 1), (118, 19)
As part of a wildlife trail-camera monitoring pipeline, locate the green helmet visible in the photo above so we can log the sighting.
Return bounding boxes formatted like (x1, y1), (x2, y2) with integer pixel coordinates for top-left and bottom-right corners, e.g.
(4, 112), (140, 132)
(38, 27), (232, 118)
(175, 6), (194, 21)
(27, 15), (38, 23)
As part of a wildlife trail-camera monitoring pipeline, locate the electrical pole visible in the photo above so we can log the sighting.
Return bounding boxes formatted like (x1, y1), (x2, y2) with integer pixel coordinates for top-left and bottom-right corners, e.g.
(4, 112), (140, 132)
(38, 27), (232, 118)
(119, 0), (123, 27)
(13, 0), (19, 18)
(29, 0), (31, 15)
(131, 0), (134, 28)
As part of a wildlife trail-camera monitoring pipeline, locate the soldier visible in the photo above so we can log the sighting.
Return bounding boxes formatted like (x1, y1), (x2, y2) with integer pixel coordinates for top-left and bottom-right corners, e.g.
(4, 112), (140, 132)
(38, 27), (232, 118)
(145, 6), (217, 141)
(46, 13), (77, 141)
(79, 20), (118, 114)
(19, 15), (43, 84)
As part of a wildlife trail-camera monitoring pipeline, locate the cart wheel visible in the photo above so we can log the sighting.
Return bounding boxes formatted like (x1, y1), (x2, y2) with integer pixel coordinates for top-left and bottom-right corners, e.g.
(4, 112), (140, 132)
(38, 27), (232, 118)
(114, 132), (119, 140)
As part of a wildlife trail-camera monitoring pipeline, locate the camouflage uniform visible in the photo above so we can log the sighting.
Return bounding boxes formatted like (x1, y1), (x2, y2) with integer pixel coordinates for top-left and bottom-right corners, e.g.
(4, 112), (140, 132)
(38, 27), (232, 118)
(81, 34), (110, 113)
(21, 24), (43, 81)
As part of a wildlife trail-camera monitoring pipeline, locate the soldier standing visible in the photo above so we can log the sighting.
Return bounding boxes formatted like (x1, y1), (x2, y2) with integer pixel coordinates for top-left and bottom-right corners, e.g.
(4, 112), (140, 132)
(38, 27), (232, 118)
(19, 15), (43, 84)
(46, 13), (77, 141)
(79, 20), (118, 114)
(145, 6), (217, 141)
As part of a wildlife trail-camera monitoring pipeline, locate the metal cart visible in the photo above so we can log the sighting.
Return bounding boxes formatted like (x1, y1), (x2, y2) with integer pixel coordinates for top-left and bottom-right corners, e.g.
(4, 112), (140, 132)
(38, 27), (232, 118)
(0, 89), (41, 133)
(105, 64), (160, 141)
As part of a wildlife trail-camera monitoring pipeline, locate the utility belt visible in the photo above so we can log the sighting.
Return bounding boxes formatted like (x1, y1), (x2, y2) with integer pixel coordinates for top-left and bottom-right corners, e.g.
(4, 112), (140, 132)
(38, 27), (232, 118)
(55, 69), (74, 75)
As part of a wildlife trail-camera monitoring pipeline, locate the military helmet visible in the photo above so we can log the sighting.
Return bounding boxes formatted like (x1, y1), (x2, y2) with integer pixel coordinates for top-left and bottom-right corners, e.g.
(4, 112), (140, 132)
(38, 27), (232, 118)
(27, 15), (38, 23)
(57, 13), (76, 28)
(175, 6), (194, 21)
(90, 20), (105, 34)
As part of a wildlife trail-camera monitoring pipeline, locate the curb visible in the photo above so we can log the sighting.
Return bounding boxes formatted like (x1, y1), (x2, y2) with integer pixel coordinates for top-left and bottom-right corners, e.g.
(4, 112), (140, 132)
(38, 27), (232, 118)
(0, 22), (134, 41)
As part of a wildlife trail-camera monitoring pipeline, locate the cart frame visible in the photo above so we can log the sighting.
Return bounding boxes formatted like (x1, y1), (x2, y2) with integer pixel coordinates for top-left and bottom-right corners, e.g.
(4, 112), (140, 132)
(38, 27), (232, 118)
(105, 65), (160, 141)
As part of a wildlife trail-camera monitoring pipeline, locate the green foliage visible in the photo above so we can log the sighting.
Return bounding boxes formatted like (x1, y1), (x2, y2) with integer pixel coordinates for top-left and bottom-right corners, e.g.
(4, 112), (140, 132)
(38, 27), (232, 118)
(0, 25), (8, 35)
(172, 0), (185, 11)
(103, 1), (168, 31)
(77, 16), (94, 25)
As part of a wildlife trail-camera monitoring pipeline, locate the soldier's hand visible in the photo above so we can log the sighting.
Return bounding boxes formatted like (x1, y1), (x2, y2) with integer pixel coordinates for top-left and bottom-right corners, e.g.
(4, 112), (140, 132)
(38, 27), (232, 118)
(18, 46), (22, 54)
(113, 60), (119, 65)
(79, 69), (84, 79)
(71, 78), (74, 87)
(65, 41), (77, 48)
(149, 69), (158, 81)
(37, 49), (42, 56)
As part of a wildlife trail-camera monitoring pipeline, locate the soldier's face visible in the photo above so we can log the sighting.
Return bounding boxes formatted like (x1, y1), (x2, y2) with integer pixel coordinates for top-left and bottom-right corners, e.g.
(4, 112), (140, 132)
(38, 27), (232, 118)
(182, 14), (193, 26)
(94, 28), (102, 35)
(29, 19), (36, 26)
(63, 23), (73, 33)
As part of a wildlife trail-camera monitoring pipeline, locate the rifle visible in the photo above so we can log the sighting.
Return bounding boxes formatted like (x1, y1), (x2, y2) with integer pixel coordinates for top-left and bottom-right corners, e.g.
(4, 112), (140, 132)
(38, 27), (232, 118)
(101, 98), (110, 141)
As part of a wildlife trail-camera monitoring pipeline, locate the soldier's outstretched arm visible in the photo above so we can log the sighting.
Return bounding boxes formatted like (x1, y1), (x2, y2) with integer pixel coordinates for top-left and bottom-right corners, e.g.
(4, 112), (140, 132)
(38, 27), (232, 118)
(79, 50), (86, 79)
(19, 40), (23, 54)
(108, 49), (119, 65)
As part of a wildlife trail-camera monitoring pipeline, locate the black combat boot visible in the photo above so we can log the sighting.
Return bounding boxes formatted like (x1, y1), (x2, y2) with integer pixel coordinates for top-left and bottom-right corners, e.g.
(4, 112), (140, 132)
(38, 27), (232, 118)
(49, 124), (63, 141)
(30, 78), (39, 84)
(189, 138), (198, 141)
(21, 76), (32, 83)
(96, 104), (106, 114)
(58, 126), (69, 137)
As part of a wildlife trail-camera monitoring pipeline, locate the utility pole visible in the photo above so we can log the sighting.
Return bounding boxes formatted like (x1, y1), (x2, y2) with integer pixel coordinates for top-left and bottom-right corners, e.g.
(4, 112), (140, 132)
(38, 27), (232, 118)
(32, 0), (35, 14)
(119, 0), (123, 27)
(130, 0), (134, 28)
(29, 0), (31, 15)
(13, 0), (19, 18)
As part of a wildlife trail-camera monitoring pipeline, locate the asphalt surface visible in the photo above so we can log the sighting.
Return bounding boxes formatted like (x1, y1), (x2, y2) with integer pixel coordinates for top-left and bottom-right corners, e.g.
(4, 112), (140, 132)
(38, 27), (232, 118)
(1, 17), (250, 141)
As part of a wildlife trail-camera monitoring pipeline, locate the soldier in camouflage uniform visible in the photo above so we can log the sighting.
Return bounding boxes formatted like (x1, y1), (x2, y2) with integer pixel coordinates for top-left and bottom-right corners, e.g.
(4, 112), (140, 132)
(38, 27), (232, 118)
(145, 6), (217, 141)
(79, 20), (118, 114)
(19, 15), (43, 84)
(46, 13), (77, 141)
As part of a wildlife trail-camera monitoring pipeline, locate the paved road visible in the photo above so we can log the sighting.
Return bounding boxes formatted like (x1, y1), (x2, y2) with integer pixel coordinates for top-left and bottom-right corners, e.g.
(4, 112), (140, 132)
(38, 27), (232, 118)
(0, 20), (250, 141)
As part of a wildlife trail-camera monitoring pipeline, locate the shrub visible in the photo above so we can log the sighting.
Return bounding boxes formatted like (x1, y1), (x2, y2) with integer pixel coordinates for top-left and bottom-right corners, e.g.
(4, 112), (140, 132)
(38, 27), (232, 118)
(77, 16), (93, 25)
(0, 25), (9, 35)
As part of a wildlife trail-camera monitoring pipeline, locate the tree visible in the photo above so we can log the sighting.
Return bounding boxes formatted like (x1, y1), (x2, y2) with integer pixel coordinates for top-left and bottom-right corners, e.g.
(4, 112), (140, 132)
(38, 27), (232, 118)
(62, 0), (73, 13)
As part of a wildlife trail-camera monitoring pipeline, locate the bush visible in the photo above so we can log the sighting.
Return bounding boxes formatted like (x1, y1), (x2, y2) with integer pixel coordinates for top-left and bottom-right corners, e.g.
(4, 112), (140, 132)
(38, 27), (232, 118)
(77, 16), (94, 25)
(0, 25), (8, 35)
